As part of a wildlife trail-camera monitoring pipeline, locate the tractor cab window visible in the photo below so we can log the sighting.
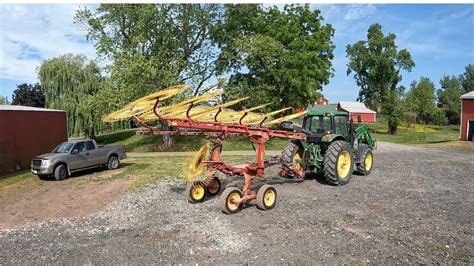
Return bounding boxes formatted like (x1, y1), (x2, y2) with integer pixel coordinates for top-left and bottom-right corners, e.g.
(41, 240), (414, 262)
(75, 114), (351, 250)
(308, 115), (333, 134)
(334, 116), (349, 135)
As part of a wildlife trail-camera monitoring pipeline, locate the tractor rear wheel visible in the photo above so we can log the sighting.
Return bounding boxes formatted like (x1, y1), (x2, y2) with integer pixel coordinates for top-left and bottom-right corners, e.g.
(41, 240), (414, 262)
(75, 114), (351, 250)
(280, 141), (304, 178)
(323, 140), (354, 186)
(356, 147), (373, 175)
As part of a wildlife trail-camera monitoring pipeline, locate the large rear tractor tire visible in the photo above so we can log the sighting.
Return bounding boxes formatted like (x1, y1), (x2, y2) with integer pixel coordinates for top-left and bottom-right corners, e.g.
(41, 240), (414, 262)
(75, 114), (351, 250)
(280, 141), (304, 178)
(356, 147), (373, 176)
(323, 140), (354, 186)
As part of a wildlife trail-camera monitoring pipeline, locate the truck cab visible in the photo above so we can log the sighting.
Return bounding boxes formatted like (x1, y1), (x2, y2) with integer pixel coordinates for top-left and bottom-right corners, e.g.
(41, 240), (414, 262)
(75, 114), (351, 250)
(31, 139), (126, 181)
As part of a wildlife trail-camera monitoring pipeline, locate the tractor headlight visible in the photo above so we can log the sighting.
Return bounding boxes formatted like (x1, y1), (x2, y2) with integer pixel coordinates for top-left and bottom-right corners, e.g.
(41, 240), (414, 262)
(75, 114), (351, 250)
(41, 160), (51, 166)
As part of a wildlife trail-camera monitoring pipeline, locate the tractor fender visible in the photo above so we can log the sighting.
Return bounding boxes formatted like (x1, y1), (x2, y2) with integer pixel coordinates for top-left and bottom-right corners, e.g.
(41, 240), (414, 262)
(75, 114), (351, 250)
(355, 145), (369, 163)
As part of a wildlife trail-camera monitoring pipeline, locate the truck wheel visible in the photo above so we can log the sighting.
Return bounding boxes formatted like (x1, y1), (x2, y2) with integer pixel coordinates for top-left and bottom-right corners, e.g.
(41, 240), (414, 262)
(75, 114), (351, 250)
(323, 140), (354, 186)
(280, 141), (304, 178)
(356, 148), (373, 176)
(107, 156), (119, 170)
(54, 164), (68, 181)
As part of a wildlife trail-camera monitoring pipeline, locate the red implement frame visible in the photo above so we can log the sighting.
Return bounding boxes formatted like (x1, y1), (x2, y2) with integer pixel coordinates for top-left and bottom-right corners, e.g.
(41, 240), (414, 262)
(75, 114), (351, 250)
(133, 97), (306, 206)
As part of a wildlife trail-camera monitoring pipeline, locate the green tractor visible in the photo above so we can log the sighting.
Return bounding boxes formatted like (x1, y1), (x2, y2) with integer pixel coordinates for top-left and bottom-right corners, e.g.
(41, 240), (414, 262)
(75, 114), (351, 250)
(280, 104), (376, 185)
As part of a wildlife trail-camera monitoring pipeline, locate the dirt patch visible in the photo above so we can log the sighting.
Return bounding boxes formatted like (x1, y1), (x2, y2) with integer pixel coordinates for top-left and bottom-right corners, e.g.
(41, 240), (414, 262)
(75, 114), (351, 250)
(0, 168), (132, 229)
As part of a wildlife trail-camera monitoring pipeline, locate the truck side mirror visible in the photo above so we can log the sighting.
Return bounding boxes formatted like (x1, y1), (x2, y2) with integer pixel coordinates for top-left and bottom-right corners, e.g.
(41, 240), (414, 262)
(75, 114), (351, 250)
(279, 121), (294, 131)
(71, 149), (79, 154)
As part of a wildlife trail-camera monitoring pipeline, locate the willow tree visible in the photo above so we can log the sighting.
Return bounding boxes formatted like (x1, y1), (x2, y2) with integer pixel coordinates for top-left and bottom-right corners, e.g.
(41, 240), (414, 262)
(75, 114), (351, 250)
(38, 54), (102, 137)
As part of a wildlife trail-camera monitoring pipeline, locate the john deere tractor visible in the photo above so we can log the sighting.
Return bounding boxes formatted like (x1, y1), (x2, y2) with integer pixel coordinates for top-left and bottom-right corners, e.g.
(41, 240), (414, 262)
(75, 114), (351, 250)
(280, 104), (376, 185)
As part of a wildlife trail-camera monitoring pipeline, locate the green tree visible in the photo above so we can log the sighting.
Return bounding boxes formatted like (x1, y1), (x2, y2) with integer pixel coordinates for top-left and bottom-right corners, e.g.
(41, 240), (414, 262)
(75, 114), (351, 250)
(11, 83), (45, 107)
(75, 4), (221, 146)
(405, 77), (437, 124)
(0, 96), (9, 105)
(437, 75), (462, 124)
(346, 23), (415, 134)
(213, 4), (335, 111)
(460, 64), (474, 93)
(432, 107), (449, 129)
(38, 54), (102, 138)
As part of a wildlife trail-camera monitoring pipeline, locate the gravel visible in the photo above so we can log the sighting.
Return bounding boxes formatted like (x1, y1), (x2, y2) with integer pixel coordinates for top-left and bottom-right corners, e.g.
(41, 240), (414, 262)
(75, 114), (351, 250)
(1, 142), (473, 264)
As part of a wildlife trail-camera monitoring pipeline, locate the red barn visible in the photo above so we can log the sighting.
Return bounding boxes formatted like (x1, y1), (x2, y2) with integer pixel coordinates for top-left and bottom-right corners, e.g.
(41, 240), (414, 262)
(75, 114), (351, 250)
(337, 102), (377, 123)
(460, 91), (474, 141)
(0, 105), (67, 176)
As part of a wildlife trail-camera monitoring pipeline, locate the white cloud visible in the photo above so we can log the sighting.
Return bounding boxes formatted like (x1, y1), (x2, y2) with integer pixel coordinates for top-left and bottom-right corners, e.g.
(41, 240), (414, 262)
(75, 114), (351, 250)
(0, 4), (97, 82)
(343, 4), (376, 21)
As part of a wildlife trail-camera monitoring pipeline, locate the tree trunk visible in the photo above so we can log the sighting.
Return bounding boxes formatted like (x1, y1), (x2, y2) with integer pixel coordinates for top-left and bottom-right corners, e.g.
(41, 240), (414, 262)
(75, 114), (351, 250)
(160, 120), (175, 147)
(387, 121), (398, 135)
(84, 128), (95, 139)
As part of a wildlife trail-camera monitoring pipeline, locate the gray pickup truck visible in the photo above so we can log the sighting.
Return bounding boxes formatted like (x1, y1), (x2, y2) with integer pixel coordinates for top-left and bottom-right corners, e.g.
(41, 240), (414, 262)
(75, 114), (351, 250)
(31, 139), (126, 181)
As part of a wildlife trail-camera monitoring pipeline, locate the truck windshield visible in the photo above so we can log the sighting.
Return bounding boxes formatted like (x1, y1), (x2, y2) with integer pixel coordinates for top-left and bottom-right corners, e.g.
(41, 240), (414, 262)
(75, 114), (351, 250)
(54, 142), (74, 153)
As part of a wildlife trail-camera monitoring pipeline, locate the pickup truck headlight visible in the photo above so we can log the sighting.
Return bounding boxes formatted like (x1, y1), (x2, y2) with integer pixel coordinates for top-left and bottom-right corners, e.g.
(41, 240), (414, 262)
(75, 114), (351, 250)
(41, 160), (51, 166)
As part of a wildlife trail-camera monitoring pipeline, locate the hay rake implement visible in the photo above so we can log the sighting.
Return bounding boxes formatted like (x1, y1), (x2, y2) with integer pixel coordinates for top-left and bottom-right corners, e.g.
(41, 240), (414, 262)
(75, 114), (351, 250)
(104, 85), (307, 213)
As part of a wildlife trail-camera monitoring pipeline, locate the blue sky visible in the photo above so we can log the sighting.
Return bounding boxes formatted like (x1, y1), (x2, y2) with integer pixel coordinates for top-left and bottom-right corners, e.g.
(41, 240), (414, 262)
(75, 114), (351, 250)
(0, 4), (473, 103)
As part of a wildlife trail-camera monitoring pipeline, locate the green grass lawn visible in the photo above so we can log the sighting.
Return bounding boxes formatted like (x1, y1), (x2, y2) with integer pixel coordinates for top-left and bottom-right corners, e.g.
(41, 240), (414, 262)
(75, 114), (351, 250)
(95, 129), (289, 152)
(370, 117), (472, 149)
(0, 155), (255, 191)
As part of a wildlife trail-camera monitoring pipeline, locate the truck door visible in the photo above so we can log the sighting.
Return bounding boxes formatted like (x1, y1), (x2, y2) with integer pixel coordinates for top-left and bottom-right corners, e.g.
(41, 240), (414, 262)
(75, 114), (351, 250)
(68, 142), (89, 170)
(85, 140), (101, 165)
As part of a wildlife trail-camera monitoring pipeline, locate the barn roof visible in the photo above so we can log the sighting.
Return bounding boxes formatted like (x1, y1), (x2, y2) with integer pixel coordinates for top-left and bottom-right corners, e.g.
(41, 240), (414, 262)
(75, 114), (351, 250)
(460, 91), (474, 99)
(338, 101), (376, 114)
(0, 105), (65, 112)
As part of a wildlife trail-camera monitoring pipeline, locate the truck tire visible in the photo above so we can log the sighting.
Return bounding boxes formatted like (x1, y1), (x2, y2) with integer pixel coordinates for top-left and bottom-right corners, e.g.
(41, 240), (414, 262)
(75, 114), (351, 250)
(107, 155), (120, 170)
(323, 140), (354, 186)
(54, 164), (68, 181)
(356, 147), (373, 176)
(280, 141), (304, 178)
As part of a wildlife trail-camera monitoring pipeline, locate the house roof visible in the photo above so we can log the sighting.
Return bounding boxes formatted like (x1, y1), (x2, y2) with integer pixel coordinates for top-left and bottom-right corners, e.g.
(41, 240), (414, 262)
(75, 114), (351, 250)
(0, 105), (65, 112)
(460, 91), (474, 99)
(338, 101), (376, 114)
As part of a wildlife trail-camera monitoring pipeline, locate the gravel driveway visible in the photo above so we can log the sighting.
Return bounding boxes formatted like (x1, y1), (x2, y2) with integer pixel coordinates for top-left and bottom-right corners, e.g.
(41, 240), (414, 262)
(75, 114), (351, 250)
(1, 142), (473, 264)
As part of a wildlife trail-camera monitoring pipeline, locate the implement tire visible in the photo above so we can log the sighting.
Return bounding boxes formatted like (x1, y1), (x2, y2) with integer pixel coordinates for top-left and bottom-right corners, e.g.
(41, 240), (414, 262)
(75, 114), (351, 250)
(323, 140), (353, 186)
(280, 141), (304, 177)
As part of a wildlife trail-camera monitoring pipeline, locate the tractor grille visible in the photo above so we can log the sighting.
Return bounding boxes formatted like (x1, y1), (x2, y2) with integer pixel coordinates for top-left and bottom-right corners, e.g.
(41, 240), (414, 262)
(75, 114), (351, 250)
(32, 159), (42, 167)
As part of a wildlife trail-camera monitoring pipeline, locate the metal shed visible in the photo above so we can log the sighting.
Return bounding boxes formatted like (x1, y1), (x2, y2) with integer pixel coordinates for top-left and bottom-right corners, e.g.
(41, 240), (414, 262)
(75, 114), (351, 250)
(0, 105), (67, 175)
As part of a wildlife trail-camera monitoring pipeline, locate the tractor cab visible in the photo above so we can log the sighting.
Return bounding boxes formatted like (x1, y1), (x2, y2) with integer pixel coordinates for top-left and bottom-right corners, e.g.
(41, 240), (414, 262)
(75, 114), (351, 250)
(303, 104), (352, 144)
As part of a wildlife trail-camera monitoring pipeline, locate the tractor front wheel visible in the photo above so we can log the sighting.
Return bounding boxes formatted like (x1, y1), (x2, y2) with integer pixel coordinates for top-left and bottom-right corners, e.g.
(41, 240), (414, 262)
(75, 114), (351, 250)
(323, 140), (354, 186)
(356, 147), (373, 175)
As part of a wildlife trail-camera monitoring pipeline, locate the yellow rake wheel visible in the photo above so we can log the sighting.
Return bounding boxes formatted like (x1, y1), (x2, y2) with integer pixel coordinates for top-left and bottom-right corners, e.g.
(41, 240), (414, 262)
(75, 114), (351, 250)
(186, 182), (206, 203)
(220, 187), (243, 214)
(256, 184), (277, 211)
